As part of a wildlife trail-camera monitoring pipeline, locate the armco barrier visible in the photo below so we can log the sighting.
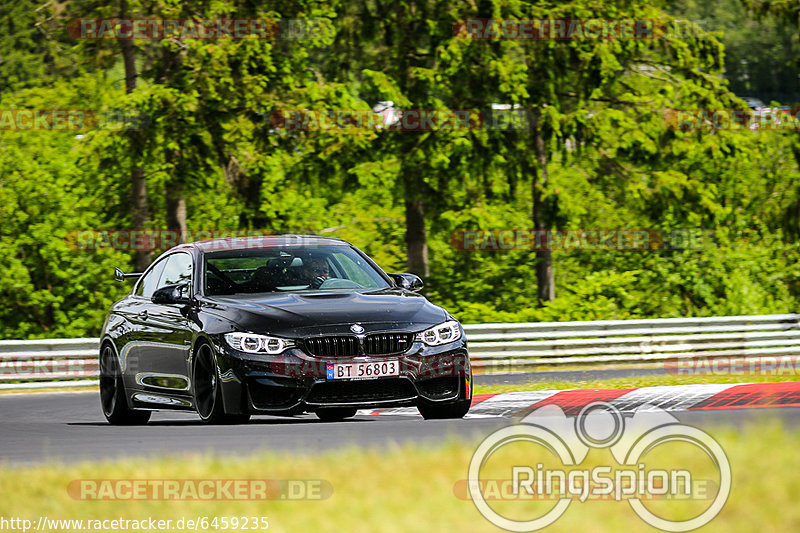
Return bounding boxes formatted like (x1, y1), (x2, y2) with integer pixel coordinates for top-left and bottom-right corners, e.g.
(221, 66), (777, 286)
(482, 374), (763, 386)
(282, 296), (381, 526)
(466, 313), (800, 370)
(2, 314), (800, 389)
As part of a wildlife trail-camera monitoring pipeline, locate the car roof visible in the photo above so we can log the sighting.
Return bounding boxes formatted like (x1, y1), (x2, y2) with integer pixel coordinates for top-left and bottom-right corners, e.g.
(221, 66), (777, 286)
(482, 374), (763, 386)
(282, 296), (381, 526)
(169, 234), (349, 253)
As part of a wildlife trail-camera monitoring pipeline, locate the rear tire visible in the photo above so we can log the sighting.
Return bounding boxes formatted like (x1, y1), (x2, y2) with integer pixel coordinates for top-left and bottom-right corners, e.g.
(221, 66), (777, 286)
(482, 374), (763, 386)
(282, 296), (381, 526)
(99, 344), (151, 425)
(315, 408), (357, 422)
(193, 343), (250, 425)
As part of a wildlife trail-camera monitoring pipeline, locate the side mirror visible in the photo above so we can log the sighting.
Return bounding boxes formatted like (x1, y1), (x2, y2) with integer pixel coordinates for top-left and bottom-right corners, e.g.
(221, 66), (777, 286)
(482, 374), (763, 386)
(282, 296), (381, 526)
(388, 273), (423, 292)
(152, 283), (192, 305)
(114, 267), (142, 282)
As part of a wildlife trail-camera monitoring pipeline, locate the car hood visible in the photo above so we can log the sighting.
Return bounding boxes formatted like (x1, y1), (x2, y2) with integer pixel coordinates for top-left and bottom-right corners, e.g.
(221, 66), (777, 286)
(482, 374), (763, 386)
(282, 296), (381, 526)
(201, 289), (449, 336)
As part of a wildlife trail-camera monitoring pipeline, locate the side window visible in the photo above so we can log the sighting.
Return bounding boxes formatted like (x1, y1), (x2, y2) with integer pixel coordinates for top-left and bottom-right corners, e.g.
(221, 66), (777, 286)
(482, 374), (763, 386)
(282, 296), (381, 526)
(157, 253), (193, 290)
(135, 259), (167, 298)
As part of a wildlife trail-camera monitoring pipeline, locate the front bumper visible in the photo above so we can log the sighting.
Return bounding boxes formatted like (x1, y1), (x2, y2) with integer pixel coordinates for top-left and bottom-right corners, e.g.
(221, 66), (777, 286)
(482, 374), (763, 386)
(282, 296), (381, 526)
(213, 337), (471, 414)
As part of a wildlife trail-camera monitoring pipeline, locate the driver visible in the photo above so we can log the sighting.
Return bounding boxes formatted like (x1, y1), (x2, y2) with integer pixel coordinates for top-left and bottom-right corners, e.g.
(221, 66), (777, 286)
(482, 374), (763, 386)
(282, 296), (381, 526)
(303, 256), (330, 288)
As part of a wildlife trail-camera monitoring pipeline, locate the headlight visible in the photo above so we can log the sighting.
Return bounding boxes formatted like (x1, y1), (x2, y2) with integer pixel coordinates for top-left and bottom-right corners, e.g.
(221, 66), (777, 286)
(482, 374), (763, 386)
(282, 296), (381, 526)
(224, 332), (296, 354)
(415, 320), (462, 346)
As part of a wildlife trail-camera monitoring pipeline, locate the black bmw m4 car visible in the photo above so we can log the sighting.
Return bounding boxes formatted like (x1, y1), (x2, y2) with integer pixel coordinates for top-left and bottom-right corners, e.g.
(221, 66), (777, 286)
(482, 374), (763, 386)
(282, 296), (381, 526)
(99, 235), (472, 424)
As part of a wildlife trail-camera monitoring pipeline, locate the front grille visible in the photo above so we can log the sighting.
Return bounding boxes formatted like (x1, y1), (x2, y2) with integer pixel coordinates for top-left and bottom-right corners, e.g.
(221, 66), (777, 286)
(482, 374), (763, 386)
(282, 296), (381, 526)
(304, 336), (360, 357)
(305, 378), (416, 404)
(364, 333), (413, 356)
(303, 332), (413, 357)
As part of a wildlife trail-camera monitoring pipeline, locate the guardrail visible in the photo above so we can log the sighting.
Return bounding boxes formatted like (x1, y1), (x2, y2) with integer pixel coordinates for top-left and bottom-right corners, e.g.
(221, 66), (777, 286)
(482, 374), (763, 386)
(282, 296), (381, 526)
(0, 338), (99, 389)
(466, 313), (800, 370)
(2, 313), (800, 389)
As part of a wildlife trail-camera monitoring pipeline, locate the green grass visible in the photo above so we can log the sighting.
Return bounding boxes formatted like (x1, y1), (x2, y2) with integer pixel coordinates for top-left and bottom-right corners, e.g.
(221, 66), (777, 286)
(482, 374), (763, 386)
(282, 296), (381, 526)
(474, 373), (800, 395)
(0, 421), (797, 532)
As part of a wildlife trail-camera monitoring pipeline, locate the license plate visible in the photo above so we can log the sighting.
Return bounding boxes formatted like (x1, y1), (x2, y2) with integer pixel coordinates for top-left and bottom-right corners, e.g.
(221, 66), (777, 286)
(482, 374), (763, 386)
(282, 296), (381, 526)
(326, 360), (399, 380)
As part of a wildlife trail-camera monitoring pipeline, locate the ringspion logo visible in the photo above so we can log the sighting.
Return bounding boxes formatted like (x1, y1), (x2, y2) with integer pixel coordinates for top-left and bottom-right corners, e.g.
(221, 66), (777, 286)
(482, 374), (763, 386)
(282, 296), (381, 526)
(466, 402), (730, 531)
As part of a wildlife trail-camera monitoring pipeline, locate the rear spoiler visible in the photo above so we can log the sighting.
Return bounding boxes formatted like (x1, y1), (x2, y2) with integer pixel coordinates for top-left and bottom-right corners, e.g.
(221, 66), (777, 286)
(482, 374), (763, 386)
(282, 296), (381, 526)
(114, 267), (143, 282)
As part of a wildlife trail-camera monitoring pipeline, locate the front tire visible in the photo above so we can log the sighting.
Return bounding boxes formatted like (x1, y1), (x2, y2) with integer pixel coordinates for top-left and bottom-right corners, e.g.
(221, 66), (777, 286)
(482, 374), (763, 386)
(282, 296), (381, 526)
(99, 344), (151, 425)
(193, 343), (250, 425)
(417, 377), (472, 420)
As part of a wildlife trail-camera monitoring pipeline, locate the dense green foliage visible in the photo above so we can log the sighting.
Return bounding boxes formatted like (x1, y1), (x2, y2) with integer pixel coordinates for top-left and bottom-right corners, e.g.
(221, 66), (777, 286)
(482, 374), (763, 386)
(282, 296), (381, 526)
(2, 0), (800, 338)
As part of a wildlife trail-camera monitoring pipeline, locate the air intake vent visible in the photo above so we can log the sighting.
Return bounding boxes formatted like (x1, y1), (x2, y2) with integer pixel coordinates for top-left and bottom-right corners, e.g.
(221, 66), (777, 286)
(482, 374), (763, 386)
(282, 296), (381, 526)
(305, 378), (416, 404)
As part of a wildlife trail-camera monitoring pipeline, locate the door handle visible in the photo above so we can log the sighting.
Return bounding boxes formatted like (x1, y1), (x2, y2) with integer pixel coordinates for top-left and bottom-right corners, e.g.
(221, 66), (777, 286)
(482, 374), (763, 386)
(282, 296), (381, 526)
(138, 310), (148, 320)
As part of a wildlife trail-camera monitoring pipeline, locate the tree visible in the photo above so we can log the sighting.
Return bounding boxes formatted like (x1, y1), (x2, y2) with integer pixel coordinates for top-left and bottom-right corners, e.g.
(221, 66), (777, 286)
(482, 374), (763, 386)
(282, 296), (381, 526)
(441, 0), (744, 301)
(324, 0), (482, 276)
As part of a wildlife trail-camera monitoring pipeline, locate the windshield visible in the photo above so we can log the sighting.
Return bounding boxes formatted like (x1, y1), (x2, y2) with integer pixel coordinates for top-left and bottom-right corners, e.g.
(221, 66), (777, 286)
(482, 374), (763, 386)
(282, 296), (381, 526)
(203, 245), (391, 295)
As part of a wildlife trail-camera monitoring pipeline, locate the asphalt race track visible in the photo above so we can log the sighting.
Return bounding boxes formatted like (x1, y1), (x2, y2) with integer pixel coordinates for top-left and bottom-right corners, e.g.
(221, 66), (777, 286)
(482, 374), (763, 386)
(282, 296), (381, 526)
(0, 391), (510, 464)
(1, 372), (798, 465)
